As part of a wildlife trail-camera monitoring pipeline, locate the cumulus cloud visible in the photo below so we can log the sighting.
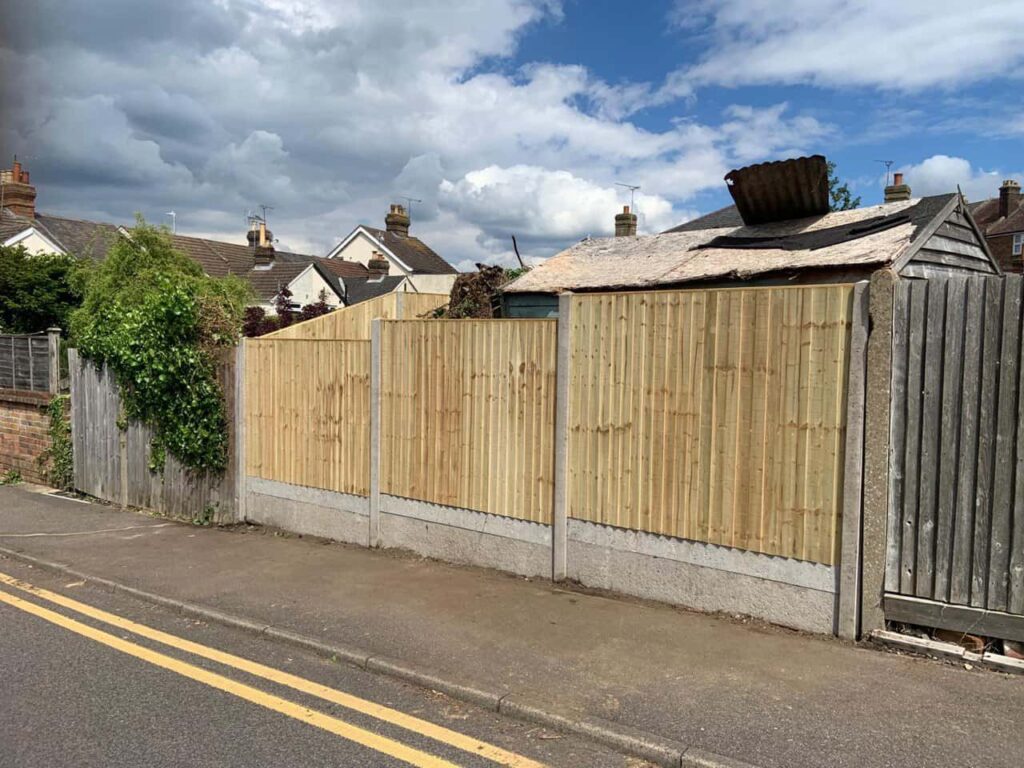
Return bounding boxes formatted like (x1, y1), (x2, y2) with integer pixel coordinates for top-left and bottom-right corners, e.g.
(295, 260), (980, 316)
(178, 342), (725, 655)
(899, 155), (1021, 203)
(670, 0), (1024, 91)
(1, 0), (837, 263)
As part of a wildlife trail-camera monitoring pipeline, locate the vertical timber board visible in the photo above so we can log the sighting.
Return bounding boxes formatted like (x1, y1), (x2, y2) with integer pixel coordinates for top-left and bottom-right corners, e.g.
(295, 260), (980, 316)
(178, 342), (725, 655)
(899, 280), (927, 595)
(915, 278), (947, 599)
(566, 285), (852, 564)
(885, 281), (909, 592)
(934, 278), (967, 602)
(988, 275), (1022, 611)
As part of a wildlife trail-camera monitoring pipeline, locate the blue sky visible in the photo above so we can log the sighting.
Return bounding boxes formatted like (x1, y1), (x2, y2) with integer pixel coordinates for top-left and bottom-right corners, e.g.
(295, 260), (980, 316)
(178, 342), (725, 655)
(2, 0), (1022, 268)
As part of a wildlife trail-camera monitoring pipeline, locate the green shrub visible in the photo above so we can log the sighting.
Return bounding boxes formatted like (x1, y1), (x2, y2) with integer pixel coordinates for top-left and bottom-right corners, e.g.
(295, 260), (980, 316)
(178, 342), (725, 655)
(40, 395), (73, 490)
(70, 218), (251, 473)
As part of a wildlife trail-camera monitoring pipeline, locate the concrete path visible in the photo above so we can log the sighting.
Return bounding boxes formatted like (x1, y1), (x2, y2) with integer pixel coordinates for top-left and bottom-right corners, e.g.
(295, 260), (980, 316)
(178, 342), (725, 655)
(1, 485), (1021, 768)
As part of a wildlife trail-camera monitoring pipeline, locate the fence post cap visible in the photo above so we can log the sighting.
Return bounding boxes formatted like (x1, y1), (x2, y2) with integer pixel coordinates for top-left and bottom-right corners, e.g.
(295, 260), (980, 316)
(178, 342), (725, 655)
(46, 327), (61, 333)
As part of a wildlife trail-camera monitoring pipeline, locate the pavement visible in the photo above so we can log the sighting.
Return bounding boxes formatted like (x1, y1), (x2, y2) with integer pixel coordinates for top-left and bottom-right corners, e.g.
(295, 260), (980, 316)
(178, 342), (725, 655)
(1, 484), (1022, 768)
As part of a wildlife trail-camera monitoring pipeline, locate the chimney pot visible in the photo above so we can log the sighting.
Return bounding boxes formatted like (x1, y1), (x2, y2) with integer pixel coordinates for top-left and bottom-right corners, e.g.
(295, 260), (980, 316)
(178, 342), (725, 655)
(615, 205), (638, 237)
(367, 250), (390, 279)
(884, 172), (912, 203)
(385, 204), (410, 237)
(999, 179), (1021, 219)
(1, 157), (37, 219)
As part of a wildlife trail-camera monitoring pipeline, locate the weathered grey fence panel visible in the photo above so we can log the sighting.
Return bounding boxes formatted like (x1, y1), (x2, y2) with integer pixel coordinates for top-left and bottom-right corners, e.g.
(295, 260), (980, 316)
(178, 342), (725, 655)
(886, 275), (1024, 637)
(0, 332), (56, 393)
(68, 349), (237, 523)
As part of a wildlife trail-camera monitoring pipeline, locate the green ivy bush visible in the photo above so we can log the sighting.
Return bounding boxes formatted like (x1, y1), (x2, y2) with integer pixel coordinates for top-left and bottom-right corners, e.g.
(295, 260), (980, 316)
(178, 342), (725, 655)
(40, 395), (73, 490)
(70, 218), (251, 473)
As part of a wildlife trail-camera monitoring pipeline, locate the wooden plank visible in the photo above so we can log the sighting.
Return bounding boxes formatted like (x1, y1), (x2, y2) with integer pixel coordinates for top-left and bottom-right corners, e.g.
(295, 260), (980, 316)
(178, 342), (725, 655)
(933, 278), (966, 602)
(972, 278), (1004, 608)
(885, 281), (910, 592)
(900, 280), (927, 594)
(936, 221), (986, 245)
(951, 278), (984, 605)
(911, 249), (994, 272)
(988, 275), (1022, 611)
(883, 593), (1024, 643)
(915, 279), (946, 598)
(922, 235), (992, 261)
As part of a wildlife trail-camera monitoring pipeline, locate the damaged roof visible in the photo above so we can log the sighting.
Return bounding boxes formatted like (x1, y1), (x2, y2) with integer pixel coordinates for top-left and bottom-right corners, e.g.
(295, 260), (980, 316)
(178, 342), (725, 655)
(504, 195), (956, 294)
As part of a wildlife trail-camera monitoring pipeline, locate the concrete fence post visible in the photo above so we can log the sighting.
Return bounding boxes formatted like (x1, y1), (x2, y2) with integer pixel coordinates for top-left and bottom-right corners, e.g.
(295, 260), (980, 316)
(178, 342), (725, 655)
(860, 269), (896, 635)
(369, 318), (382, 547)
(234, 340), (247, 523)
(837, 282), (869, 640)
(552, 292), (572, 581)
(394, 290), (405, 320)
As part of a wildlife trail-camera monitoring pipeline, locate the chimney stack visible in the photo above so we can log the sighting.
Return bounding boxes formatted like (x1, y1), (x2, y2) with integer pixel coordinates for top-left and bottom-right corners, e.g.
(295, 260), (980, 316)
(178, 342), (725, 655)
(0, 157), (37, 219)
(385, 204), (410, 237)
(884, 172), (912, 203)
(615, 205), (638, 237)
(247, 218), (275, 268)
(999, 179), (1021, 219)
(367, 251), (390, 279)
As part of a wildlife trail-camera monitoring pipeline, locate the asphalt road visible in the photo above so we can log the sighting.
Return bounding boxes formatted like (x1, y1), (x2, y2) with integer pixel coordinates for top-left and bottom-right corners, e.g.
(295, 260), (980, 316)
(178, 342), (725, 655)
(0, 559), (640, 768)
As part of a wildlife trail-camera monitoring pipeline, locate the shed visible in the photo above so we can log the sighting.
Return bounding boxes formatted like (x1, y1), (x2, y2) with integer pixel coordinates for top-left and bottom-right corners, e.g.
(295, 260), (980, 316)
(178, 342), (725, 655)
(502, 192), (998, 316)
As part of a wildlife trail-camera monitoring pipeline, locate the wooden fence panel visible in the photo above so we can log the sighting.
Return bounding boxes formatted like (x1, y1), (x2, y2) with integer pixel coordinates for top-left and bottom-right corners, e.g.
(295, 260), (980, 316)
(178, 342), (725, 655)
(244, 339), (371, 495)
(265, 293), (449, 340)
(566, 286), (854, 565)
(887, 274), (1024, 617)
(379, 320), (557, 523)
(68, 349), (238, 522)
(0, 333), (52, 392)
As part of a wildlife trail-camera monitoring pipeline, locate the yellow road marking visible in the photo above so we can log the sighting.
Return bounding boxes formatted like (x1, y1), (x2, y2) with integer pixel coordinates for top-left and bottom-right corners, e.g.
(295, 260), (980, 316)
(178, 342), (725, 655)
(0, 587), (460, 768)
(0, 571), (545, 768)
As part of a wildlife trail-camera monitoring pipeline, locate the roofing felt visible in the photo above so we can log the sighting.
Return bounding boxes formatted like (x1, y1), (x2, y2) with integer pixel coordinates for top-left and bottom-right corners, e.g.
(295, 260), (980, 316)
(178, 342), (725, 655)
(360, 227), (457, 274)
(503, 195), (954, 294)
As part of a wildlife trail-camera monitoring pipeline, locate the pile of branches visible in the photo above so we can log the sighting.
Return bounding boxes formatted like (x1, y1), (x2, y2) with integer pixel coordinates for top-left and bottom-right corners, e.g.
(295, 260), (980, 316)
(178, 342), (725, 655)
(434, 264), (529, 319)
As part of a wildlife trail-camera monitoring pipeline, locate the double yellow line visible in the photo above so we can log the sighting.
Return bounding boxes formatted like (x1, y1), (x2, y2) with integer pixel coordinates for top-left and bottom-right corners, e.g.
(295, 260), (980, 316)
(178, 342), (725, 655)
(0, 571), (545, 768)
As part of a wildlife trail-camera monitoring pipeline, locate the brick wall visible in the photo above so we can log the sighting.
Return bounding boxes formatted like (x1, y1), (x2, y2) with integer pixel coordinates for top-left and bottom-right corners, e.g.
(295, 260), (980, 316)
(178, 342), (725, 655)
(0, 389), (52, 484)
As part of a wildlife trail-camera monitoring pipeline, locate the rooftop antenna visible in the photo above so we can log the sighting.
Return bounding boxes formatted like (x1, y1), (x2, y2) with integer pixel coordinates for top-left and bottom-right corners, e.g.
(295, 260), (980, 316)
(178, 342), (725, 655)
(401, 196), (422, 221)
(875, 160), (895, 186)
(165, 211), (176, 234)
(615, 182), (641, 210)
(258, 204), (274, 224)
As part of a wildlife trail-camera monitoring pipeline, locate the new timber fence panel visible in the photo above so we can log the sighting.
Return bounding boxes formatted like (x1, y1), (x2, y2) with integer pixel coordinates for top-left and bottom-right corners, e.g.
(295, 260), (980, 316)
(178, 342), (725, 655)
(378, 319), (557, 523)
(68, 349), (238, 522)
(566, 286), (854, 565)
(886, 274), (1024, 633)
(263, 293), (449, 340)
(244, 338), (371, 496)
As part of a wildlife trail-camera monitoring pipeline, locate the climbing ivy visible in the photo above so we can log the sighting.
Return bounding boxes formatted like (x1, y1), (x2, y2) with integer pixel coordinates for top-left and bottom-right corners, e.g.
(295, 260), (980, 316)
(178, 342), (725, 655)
(70, 218), (251, 473)
(40, 395), (73, 490)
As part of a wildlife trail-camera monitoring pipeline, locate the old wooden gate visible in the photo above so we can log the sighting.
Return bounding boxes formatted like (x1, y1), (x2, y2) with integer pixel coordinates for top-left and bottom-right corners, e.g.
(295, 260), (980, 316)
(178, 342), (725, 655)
(885, 274), (1024, 641)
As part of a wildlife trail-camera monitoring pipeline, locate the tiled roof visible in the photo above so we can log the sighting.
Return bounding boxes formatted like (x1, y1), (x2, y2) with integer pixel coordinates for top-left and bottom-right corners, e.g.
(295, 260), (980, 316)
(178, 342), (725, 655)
(1, 209), (124, 260)
(0, 209), (32, 242)
(343, 276), (406, 305)
(361, 227), (457, 274)
(970, 197), (1024, 236)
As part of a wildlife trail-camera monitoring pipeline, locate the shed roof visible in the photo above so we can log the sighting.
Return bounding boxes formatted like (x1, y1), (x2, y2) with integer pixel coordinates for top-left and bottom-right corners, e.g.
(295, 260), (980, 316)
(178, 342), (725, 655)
(504, 195), (954, 294)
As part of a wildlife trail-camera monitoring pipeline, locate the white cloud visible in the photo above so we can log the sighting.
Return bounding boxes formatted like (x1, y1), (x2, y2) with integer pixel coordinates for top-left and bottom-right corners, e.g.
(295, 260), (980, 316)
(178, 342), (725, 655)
(670, 0), (1024, 91)
(898, 155), (1021, 203)
(2, 0), (835, 265)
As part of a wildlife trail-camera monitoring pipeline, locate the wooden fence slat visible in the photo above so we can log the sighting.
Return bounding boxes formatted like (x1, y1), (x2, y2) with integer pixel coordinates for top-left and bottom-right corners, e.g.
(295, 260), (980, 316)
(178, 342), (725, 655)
(915, 279), (946, 598)
(934, 278), (966, 602)
(900, 280), (927, 594)
(988, 276), (1022, 611)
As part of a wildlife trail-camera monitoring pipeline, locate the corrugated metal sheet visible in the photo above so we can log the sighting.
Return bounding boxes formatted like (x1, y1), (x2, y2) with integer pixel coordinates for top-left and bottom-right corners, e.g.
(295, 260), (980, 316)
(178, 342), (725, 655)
(725, 155), (829, 226)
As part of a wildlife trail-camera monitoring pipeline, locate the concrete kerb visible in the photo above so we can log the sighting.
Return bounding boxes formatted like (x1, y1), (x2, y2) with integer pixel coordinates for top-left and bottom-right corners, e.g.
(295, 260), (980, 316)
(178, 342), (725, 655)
(0, 544), (761, 768)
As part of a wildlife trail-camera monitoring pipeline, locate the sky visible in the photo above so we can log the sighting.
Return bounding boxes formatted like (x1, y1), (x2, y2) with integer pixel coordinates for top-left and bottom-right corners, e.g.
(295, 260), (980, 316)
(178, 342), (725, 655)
(1, 0), (1022, 271)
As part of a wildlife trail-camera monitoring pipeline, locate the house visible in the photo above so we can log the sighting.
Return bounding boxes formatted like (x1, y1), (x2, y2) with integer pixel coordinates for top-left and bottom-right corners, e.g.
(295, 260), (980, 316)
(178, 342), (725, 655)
(502, 157), (999, 316)
(0, 158), (387, 311)
(326, 204), (459, 294)
(968, 179), (1024, 274)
